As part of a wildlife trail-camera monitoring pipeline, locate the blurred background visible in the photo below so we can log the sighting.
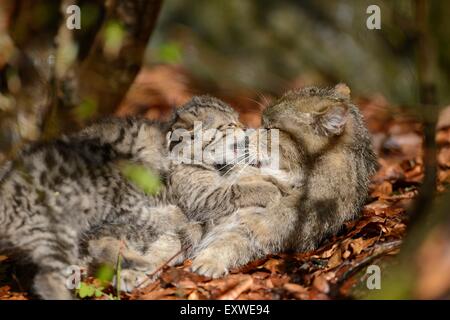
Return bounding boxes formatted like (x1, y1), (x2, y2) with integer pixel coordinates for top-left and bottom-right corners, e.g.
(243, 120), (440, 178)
(148, 0), (448, 105)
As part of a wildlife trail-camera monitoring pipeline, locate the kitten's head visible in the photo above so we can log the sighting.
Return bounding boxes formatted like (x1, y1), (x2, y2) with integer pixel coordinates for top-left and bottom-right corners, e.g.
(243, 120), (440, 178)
(167, 96), (246, 168)
(168, 95), (241, 133)
(262, 84), (358, 155)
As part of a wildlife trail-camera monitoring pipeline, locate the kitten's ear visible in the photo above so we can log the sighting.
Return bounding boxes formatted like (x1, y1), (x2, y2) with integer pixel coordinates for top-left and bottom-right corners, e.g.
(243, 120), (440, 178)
(334, 83), (351, 99)
(315, 105), (348, 136)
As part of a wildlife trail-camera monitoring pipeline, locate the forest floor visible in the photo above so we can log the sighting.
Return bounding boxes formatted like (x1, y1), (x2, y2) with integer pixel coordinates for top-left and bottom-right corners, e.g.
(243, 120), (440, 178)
(1, 65), (450, 300)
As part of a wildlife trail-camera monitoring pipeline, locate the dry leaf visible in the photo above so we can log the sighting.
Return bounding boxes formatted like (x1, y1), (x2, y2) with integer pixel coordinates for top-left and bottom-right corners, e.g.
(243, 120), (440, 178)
(187, 290), (202, 300)
(316, 243), (339, 259)
(137, 288), (176, 300)
(283, 283), (308, 299)
(349, 238), (365, 255)
(372, 181), (393, 198)
(437, 106), (450, 130)
(262, 258), (282, 273)
(217, 276), (253, 300)
(438, 147), (450, 168)
(312, 274), (330, 293)
(436, 129), (450, 146)
(327, 248), (343, 269)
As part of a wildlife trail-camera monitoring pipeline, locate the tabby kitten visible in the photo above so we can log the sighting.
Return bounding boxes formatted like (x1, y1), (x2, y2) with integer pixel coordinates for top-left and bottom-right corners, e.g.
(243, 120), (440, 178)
(0, 117), (192, 299)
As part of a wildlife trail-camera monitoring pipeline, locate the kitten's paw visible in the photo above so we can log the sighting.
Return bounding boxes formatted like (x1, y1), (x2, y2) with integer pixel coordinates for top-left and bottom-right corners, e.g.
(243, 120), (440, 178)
(191, 257), (228, 278)
(34, 271), (75, 300)
(113, 269), (149, 293)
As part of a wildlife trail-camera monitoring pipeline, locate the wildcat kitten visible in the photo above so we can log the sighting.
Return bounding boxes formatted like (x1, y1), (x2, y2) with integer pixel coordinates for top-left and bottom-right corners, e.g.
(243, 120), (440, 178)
(187, 84), (378, 277)
(0, 117), (194, 299)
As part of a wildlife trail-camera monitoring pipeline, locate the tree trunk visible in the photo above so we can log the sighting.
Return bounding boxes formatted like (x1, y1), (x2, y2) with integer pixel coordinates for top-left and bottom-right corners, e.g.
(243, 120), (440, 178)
(0, 0), (163, 160)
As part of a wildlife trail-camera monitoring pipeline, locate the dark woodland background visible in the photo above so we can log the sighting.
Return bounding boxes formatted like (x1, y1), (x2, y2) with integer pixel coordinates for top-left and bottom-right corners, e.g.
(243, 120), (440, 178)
(0, 0), (449, 300)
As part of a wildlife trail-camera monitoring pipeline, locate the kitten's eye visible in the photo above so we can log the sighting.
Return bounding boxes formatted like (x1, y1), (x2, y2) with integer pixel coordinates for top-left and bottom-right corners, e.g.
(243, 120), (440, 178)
(219, 123), (235, 130)
(221, 123), (237, 130)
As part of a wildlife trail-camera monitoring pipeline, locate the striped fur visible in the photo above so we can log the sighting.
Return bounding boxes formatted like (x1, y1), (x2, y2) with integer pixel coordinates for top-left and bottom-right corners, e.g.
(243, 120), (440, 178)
(0, 117), (188, 299)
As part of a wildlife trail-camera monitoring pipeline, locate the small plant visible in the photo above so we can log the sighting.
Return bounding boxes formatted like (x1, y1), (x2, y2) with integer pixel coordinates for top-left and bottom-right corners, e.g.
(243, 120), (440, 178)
(77, 282), (109, 299)
(75, 264), (116, 300)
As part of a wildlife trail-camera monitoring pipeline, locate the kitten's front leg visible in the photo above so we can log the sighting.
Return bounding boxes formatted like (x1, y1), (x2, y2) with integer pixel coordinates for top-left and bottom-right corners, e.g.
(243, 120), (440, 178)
(191, 195), (300, 278)
(190, 211), (261, 278)
(234, 179), (282, 208)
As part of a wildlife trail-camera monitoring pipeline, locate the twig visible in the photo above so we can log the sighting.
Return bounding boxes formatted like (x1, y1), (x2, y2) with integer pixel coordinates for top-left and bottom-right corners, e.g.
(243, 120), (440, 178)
(11, 272), (24, 293)
(331, 240), (402, 296)
(115, 240), (125, 300)
(135, 244), (191, 291)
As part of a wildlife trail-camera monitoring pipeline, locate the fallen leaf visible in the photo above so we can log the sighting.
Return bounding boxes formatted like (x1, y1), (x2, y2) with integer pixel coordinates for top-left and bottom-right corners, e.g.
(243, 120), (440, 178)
(187, 290), (204, 300)
(438, 169), (450, 184)
(138, 288), (177, 300)
(312, 274), (330, 293)
(436, 129), (450, 146)
(217, 276), (253, 300)
(438, 146), (450, 168)
(251, 271), (270, 280)
(371, 181), (393, 198)
(283, 283), (308, 299)
(308, 288), (330, 300)
(349, 238), (366, 255)
(327, 248), (343, 269)
(261, 258), (282, 273)
(437, 105), (450, 130)
(316, 243), (339, 259)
